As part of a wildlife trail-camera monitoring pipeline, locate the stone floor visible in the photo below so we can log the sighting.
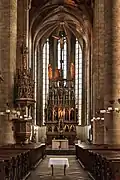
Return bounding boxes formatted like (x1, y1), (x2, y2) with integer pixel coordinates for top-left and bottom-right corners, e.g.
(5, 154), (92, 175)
(27, 155), (91, 180)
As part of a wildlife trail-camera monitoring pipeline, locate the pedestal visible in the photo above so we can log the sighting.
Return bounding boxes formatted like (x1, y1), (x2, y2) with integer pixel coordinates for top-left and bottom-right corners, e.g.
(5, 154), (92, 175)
(12, 118), (32, 144)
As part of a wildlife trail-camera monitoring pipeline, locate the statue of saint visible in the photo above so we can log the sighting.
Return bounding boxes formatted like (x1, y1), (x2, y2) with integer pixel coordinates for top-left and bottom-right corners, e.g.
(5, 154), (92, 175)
(48, 64), (53, 80)
(70, 62), (75, 79)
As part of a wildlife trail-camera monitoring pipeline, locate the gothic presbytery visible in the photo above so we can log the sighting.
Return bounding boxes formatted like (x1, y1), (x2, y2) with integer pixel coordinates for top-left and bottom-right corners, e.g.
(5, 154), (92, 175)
(0, 0), (120, 180)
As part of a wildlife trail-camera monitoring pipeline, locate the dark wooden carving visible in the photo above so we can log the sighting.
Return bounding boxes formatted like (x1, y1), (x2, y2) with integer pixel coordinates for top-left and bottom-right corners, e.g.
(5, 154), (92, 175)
(15, 69), (34, 100)
(12, 118), (32, 144)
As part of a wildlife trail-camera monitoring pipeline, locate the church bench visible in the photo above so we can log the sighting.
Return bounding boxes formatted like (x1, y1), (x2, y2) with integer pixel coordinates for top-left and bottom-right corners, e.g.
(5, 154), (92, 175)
(86, 150), (120, 180)
(0, 154), (20, 180)
(0, 149), (30, 175)
(76, 144), (120, 168)
(88, 150), (120, 180)
(76, 144), (120, 180)
(1, 143), (46, 169)
(0, 149), (30, 180)
(0, 143), (46, 174)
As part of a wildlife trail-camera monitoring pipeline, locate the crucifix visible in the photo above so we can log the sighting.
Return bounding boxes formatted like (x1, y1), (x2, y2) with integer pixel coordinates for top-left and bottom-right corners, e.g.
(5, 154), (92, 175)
(60, 58), (64, 78)
(59, 34), (64, 78)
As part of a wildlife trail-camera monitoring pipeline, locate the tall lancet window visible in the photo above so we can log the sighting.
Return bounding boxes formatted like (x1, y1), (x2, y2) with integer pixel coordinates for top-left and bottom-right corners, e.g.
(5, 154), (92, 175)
(75, 39), (82, 125)
(58, 37), (67, 79)
(43, 39), (49, 124)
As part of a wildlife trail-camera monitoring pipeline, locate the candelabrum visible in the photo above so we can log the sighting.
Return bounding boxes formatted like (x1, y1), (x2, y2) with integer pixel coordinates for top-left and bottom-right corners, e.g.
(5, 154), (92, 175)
(0, 107), (32, 120)
(91, 116), (104, 122)
(91, 99), (120, 122)
(0, 102), (33, 144)
(100, 99), (120, 114)
(0, 108), (19, 120)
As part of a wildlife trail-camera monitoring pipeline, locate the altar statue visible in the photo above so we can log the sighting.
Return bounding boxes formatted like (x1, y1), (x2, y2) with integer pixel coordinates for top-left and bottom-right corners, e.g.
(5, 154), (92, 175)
(48, 64), (53, 80)
(70, 62), (75, 79)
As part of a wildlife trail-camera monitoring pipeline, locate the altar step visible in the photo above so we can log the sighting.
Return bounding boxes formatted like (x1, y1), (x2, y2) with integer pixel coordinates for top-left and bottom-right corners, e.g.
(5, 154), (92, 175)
(46, 146), (75, 155)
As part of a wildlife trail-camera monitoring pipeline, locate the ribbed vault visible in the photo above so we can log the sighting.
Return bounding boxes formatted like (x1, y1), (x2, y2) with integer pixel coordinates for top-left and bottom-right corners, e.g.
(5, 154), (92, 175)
(28, 0), (93, 126)
(29, 0), (93, 50)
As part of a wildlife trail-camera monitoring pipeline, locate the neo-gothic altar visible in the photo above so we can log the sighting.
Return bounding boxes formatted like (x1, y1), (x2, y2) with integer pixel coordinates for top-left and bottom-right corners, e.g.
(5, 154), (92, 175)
(45, 61), (78, 145)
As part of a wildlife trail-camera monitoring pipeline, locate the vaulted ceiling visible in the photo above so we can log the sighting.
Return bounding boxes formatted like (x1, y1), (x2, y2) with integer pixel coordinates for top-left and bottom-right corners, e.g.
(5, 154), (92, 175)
(29, 0), (94, 48)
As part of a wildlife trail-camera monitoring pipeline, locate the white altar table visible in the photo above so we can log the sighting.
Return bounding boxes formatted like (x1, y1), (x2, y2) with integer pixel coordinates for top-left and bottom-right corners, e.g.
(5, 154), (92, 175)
(48, 157), (69, 176)
(52, 139), (68, 149)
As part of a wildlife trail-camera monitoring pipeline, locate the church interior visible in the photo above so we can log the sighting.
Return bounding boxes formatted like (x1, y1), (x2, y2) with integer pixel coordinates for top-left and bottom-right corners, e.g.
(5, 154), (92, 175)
(1, 0), (120, 179)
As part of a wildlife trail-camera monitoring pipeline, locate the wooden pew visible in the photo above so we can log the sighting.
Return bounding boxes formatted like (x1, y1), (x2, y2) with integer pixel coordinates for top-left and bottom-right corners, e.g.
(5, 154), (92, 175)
(91, 151), (120, 180)
(0, 143), (46, 179)
(0, 149), (30, 180)
(76, 144), (120, 180)
(3, 143), (46, 169)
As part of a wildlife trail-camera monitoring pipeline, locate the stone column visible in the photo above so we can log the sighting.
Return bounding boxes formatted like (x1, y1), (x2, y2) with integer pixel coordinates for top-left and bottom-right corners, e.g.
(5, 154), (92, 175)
(81, 42), (87, 125)
(105, 0), (120, 144)
(16, 0), (31, 69)
(92, 0), (105, 144)
(0, 0), (17, 144)
(36, 43), (42, 126)
(104, 0), (113, 144)
(93, 0), (105, 113)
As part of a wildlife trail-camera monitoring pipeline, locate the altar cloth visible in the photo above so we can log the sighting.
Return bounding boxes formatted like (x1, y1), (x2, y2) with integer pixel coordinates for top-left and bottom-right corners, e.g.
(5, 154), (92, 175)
(48, 158), (69, 168)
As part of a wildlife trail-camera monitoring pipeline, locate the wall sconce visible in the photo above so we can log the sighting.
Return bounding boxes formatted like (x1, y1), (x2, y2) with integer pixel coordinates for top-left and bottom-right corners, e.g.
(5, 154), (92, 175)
(6, 109), (10, 113)
(100, 109), (106, 114)
(107, 99), (120, 113)
(91, 116), (104, 121)
(96, 117), (101, 120)
(0, 108), (22, 120)
(28, 116), (32, 120)
(17, 111), (20, 116)
(114, 107), (120, 113)
(108, 106), (113, 111)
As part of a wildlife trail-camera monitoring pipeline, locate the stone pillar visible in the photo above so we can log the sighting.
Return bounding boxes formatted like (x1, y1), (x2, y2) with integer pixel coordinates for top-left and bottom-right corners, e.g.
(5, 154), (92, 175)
(0, 0), (17, 144)
(81, 42), (87, 125)
(16, 0), (31, 69)
(105, 0), (120, 144)
(104, 0), (113, 144)
(92, 0), (105, 114)
(92, 0), (105, 144)
(36, 43), (42, 126)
